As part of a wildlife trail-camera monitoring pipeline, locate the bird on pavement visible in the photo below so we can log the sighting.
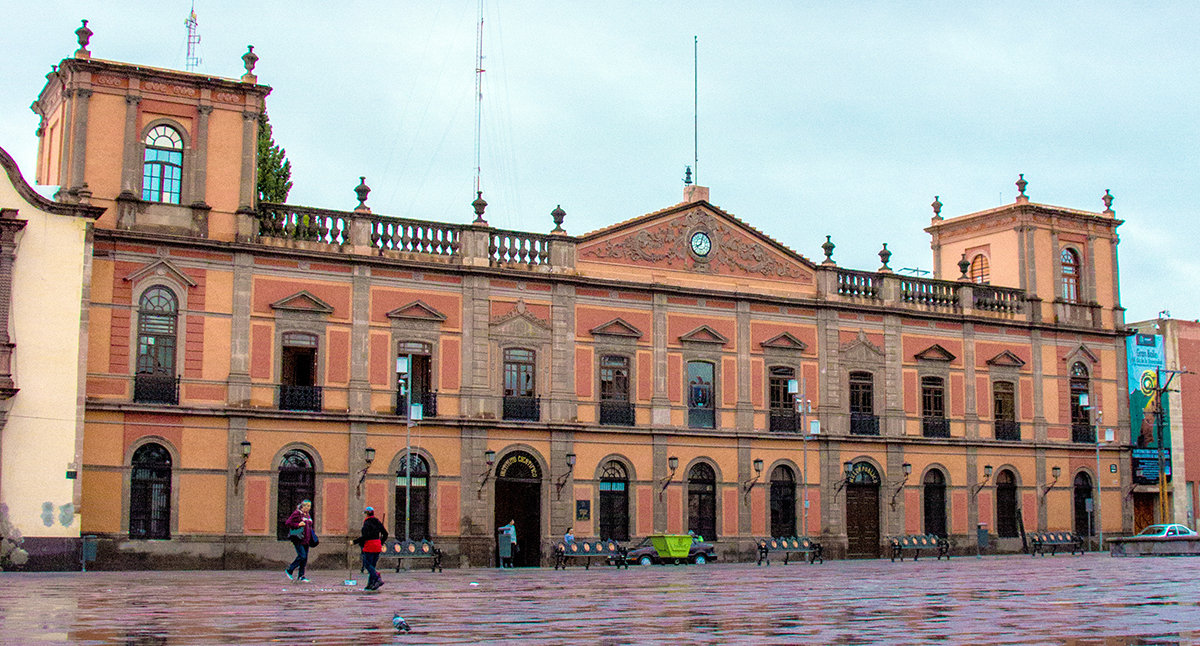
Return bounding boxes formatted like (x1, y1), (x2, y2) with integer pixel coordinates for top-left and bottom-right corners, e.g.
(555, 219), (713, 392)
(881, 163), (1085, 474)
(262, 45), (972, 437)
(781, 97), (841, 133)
(393, 613), (411, 633)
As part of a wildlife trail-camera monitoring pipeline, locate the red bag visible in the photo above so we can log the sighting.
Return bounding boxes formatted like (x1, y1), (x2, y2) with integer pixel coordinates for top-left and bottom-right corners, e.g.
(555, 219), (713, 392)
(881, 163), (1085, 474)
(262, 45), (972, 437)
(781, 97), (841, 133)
(363, 538), (383, 553)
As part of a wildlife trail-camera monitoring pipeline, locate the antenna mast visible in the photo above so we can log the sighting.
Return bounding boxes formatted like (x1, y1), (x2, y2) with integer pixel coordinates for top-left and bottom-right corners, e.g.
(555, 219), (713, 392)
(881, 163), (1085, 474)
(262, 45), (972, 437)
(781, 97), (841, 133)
(693, 35), (698, 185)
(185, 4), (201, 72)
(473, 0), (485, 197)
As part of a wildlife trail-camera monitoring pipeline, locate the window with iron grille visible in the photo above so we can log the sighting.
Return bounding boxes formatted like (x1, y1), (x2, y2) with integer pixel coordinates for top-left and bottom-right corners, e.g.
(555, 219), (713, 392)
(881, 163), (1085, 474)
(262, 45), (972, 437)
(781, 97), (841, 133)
(1070, 362), (1093, 442)
(921, 376), (948, 437)
(1061, 248), (1081, 303)
(993, 381), (1019, 440)
(504, 348), (535, 397)
(687, 361), (715, 429)
(849, 371), (879, 435)
(276, 449), (315, 540)
(768, 366), (796, 432)
(687, 462), (716, 541)
(599, 355), (633, 426)
(996, 469), (1018, 537)
(397, 342), (433, 418)
(142, 125), (183, 204)
(129, 443), (172, 540)
(769, 465), (796, 538)
(395, 454), (430, 541)
(280, 332), (320, 411)
(599, 460), (630, 541)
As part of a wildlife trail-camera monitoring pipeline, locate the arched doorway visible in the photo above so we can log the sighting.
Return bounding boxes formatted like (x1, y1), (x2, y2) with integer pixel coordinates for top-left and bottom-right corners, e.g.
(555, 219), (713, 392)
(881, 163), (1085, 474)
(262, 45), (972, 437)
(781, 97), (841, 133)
(923, 469), (947, 537)
(996, 469), (1019, 537)
(494, 451), (542, 567)
(770, 465), (797, 538)
(1074, 472), (1093, 537)
(687, 463), (717, 541)
(599, 460), (630, 541)
(277, 449), (315, 540)
(845, 461), (881, 558)
(395, 454), (430, 542)
(130, 443), (172, 539)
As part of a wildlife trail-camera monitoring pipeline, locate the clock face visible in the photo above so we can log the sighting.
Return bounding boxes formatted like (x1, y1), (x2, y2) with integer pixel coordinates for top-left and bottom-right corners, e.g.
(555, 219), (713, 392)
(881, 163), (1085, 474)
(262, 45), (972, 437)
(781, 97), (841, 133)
(690, 231), (712, 257)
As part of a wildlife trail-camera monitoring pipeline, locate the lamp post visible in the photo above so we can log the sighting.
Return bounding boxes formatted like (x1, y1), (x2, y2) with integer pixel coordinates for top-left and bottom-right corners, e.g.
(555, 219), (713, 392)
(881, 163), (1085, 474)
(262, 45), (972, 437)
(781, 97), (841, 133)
(1094, 410), (1112, 552)
(790, 377), (817, 539)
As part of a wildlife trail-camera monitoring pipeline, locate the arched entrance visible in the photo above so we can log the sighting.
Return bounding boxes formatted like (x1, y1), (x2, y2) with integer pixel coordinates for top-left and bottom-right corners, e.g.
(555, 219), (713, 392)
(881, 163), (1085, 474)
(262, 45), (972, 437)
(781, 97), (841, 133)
(1073, 472), (1093, 537)
(845, 461), (881, 558)
(494, 450), (542, 567)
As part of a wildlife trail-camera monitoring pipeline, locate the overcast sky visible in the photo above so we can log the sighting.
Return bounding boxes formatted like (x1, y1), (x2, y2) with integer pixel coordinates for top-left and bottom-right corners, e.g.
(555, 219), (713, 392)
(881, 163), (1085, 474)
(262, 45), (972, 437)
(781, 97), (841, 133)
(3, 2), (1197, 323)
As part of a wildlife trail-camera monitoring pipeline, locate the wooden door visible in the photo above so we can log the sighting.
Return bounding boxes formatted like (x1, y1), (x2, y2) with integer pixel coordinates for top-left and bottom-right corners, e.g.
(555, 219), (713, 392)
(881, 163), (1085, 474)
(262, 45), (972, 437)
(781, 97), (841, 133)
(846, 484), (880, 558)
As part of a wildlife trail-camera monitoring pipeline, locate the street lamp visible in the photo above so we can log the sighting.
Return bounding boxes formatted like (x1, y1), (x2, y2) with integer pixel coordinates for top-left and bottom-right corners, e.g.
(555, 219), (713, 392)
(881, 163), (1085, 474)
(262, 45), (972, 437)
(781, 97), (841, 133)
(555, 453), (577, 500)
(1041, 465), (1061, 500)
(742, 458), (765, 499)
(356, 447), (376, 497)
(659, 456), (679, 500)
(890, 463), (912, 509)
(835, 460), (855, 493)
(234, 441), (251, 493)
(972, 464), (994, 497)
(476, 449), (497, 498)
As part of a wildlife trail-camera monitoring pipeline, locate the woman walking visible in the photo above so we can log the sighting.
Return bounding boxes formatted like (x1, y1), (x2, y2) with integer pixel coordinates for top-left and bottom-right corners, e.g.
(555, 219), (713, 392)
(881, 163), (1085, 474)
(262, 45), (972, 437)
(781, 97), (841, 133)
(285, 499), (316, 582)
(354, 506), (388, 590)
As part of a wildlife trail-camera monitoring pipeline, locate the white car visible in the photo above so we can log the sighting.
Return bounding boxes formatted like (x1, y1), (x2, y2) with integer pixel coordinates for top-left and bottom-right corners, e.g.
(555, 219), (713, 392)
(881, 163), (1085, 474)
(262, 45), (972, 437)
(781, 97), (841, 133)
(1135, 524), (1198, 537)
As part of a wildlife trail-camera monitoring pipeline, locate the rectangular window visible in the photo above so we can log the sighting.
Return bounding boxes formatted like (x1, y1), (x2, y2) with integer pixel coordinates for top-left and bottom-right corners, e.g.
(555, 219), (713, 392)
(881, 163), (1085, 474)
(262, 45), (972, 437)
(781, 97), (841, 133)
(397, 343), (435, 418)
(599, 355), (633, 426)
(503, 348), (538, 421)
(280, 333), (321, 411)
(849, 372), (879, 436)
(687, 361), (715, 429)
(768, 366), (796, 432)
(921, 376), (949, 438)
(993, 381), (1020, 440)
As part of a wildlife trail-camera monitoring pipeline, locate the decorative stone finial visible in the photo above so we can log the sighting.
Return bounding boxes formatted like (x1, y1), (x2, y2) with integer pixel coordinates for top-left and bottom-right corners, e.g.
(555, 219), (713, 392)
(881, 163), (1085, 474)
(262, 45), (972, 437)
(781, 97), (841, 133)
(1015, 174), (1028, 201)
(354, 177), (371, 212)
(683, 166), (693, 186)
(958, 253), (971, 280)
(471, 191), (488, 225)
(878, 243), (892, 272)
(550, 205), (566, 234)
(931, 196), (943, 220)
(241, 46), (259, 83)
(821, 235), (835, 265)
(75, 20), (93, 59)
(1102, 189), (1114, 214)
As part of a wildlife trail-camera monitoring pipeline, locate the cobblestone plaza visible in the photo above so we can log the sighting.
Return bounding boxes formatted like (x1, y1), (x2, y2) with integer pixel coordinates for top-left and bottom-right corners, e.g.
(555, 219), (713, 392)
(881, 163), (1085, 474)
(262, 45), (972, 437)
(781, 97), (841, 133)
(2, 554), (1199, 644)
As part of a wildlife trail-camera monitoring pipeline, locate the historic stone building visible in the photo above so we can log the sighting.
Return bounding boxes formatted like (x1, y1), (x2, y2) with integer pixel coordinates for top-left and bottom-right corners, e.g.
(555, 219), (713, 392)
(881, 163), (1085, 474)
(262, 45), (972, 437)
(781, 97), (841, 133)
(14, 23), (1136, 568)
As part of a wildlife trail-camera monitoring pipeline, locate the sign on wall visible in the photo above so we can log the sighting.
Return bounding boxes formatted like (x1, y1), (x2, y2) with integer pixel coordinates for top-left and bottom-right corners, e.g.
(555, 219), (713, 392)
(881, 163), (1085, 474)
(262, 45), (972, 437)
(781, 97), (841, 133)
(1127, 333), (1169, 448)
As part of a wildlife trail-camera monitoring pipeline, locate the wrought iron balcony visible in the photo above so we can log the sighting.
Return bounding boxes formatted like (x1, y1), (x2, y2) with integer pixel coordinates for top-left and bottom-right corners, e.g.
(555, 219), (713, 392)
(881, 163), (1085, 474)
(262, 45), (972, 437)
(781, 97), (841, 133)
(769, 410), (798, 432)
(133, 373), (180, 405)
(1072, 423), (1096, 444)
(922, 416), (951, 438)
(995, 419), (1021, 441)
(503, 395), (540, 421)
(850, 412), (880, 436)
(396, 391), (438, 418)
(599, 400), (635, 426)
(279, 384), (322, 412)
(688, 407), (715, 429)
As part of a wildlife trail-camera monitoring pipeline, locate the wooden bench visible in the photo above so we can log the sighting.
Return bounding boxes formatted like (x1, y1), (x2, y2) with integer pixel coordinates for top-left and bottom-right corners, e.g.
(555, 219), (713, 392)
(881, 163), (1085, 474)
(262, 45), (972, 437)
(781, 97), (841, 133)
(552, 540), (628, 570)
(889, 535), (950, 561)
(379, 539), (444, 572)
(756, 537), (824, 565)
(1029, 532), (1084, 556)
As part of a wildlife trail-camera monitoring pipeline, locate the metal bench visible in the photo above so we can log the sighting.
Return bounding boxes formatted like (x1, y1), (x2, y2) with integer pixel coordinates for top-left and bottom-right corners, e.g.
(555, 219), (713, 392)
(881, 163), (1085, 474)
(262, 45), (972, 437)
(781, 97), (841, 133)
(552, 540), (628, 570)
(379, 539), (444, 572)
(889, 534), (950, 561)
(1029, 532), (1084, 556)
(756, 537), (824, 565)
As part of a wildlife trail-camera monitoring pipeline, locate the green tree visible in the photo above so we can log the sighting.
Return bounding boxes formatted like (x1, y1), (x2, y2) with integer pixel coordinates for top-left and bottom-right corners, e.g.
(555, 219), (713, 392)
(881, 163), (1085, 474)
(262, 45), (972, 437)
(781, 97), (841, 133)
(257, 111), (292, 204)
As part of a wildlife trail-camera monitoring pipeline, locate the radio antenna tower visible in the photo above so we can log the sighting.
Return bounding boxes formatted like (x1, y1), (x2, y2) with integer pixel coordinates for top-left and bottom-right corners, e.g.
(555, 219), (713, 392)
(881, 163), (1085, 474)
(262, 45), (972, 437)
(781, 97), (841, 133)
(185, 4), (202, 72)
(473, 0), (485, 198)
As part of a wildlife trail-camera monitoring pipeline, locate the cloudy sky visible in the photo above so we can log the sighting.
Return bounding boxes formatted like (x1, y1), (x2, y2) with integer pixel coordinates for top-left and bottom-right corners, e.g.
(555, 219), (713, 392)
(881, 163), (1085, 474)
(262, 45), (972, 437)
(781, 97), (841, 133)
(3, 2), (1197, 323)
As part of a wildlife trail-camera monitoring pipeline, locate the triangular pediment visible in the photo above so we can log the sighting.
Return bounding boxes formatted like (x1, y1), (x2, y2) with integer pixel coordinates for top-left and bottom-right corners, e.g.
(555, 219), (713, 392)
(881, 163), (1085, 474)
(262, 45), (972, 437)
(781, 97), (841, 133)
(590, 318), (643, 338)
(490, 300), (551, 332)
(679, 325), (729, 345)
(122, 258), (197, 288)
(387, 300), (447, 322)
(840, 329), (885, 362)
(270, 290), (334, 314)
(915, 344), (956, 362)
(987, 350), (1026, 368)
(577, 202), (816, 285)
(1064, 344), (1099, 365)
(761, 332), (808, 352)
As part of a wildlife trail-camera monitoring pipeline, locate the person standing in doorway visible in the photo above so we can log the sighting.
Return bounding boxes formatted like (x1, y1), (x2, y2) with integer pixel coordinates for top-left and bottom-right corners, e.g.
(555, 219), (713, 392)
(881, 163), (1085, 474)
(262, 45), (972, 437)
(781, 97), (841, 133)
(498, 519), (518, 568)
(354, 506), (388, 591)
(285, 500), (316, 582)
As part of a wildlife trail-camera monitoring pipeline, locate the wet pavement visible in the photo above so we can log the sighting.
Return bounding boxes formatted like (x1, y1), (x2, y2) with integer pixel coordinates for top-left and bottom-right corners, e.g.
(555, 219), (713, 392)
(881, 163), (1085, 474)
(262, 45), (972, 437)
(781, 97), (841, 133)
(1, 553), (1199, 645)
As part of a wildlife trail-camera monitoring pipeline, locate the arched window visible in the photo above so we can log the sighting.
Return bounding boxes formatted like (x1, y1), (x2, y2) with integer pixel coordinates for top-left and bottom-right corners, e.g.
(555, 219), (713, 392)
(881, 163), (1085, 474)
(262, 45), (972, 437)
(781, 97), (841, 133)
(129, 443), (172, 539)
(923, 469), (947, 537)
(142, 125), (184, 204)
(599, 460), (630, 541)
(134, 286), (180, 404)
(1070, 362), (1093, 443)
(1061, 248), (1081, 303)
(969, 255), (990, 284)
(687, 361), (715, 429)
(687, 462), (716, 541)
(769, 465), (797, 538)
(395, 454), (430, 541)
(1073, 472), (1094, 537)
(276, 449), (315, 540)
(996, 469), (1018, 538)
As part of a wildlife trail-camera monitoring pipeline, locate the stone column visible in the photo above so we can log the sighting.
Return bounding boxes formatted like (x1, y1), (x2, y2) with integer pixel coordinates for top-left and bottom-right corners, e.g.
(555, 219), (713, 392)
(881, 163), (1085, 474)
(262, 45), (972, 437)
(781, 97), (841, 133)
(227, 253), (253, 406)
(883, 313), (904, 437)
(225, 416), (249, 535)
(548, 283), (576, 422)
(120, 93), (141, 196)
(459, 275), (493, 418)
(1031, 329), (1047, 443)
(68, 89), (92, 194)
(651, 293), (670, 426)
(963, 321), (978, 440)
(652, 435), (669, 534)
(735, 301), (752, 429)
(348, 266), (371, 413)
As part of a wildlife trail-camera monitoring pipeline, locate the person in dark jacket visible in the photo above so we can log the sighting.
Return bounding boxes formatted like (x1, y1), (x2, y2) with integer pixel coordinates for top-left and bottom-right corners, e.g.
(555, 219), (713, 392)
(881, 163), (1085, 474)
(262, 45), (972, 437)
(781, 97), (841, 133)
(353, 506), (389, 590)
(284, 500), (316, 582)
